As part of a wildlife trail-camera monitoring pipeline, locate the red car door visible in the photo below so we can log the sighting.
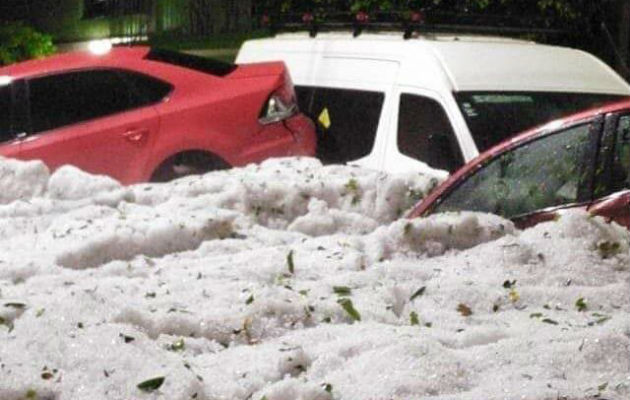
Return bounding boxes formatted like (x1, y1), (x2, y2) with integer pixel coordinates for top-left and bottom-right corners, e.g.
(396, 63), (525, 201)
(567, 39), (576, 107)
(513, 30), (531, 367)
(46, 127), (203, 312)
(18, 69), (160, 184)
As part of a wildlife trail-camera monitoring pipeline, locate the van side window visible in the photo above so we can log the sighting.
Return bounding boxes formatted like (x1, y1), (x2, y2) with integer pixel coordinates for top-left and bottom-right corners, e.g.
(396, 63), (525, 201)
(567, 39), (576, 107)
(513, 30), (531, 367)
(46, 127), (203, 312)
(296, 85), (384, 164)
(0, 84), (11, 142)
(397, 94), (464, 172)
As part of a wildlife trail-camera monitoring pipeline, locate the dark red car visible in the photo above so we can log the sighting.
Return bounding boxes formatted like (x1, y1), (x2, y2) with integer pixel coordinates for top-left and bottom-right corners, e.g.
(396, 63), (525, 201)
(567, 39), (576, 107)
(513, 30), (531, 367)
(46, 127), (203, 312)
(0, 46), (316, 184)
(409, 101), (630, 229)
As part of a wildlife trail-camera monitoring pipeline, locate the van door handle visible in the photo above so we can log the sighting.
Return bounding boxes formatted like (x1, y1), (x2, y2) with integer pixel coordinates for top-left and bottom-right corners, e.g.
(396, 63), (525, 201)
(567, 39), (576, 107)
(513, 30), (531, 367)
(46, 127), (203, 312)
(122, 128), (148, 145)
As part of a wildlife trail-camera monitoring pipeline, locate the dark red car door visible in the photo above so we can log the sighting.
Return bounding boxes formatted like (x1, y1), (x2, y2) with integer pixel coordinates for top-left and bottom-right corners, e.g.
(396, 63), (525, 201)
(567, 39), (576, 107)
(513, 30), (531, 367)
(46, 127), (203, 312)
(585, 112), (630, 229)
(588, 191), (630, 228)
(18, 69), (160, 184)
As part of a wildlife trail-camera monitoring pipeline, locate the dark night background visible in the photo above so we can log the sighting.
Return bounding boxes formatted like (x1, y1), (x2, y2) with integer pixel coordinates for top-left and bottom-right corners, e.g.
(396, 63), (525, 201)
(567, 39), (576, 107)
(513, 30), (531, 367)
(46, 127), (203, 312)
(1, 0), (629, 79)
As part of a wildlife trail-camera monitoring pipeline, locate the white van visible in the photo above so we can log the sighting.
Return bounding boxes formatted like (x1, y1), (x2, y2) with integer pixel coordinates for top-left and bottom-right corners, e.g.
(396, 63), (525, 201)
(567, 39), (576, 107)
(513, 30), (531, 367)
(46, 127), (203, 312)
(237, 32), (630, 176)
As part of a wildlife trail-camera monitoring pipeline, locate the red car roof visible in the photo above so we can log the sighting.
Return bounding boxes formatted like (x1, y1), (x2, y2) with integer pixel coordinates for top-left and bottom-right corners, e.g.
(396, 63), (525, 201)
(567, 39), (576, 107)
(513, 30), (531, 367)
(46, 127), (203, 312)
(408, 99), (630, 219)
(0, 46), (151, 79)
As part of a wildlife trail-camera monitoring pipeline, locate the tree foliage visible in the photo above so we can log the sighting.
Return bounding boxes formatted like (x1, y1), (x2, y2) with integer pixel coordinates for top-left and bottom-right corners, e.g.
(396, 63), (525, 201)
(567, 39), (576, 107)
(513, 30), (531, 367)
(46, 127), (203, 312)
(0, 23), (56, 66)
(256, 0), (609, 26)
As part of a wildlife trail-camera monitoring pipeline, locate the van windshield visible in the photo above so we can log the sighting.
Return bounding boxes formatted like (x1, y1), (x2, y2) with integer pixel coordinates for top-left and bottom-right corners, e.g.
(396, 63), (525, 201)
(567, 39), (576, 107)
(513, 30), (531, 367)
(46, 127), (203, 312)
(455, 91), (628, 152)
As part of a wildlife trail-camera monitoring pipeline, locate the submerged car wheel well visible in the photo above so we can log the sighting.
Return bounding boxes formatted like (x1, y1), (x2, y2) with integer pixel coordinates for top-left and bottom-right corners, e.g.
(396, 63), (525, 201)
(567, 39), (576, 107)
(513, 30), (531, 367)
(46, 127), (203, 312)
(150, 150), (231, 182)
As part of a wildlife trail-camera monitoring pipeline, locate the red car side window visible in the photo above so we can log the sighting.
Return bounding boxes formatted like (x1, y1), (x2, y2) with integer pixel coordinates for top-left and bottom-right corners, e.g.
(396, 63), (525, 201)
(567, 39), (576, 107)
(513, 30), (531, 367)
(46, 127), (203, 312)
(0, 84), (11, 142)
(434, 122), (595, 218)
(29, 70), (134, 134)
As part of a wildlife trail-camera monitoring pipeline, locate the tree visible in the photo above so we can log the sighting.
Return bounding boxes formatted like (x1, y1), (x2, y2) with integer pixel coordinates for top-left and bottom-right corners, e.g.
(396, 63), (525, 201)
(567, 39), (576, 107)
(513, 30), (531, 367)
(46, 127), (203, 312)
(256, 0), (628, 78)
(0, 22), (56, 66)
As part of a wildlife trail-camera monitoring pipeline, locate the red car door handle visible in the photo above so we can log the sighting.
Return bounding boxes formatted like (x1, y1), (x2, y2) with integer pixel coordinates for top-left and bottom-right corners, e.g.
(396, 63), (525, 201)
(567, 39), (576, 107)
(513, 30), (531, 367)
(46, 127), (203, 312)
(123, 129), (148, 144)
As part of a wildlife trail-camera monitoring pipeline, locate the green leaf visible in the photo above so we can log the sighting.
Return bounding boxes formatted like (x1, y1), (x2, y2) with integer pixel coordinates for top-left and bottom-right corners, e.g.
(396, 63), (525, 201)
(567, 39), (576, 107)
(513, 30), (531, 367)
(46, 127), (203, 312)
(344, 178), (359, 193)
(338, 298), (361, 322)
(322, 383), (333, 393)
(529, 313), (543, 319)
(169, 338), (185, 352)
(588, 315), (612, 326)
(409, 286), (426, 302)
(287, 250), (295, 275)
(246, 294), (254, 305)
(333, 286), (352, 296)
(598, 381), (608, 391)
(404, 222), (413, 236)
(597, 241), (621, 259)
(542, 318), (559, 325)
(575, 297), (587, 312)
(137, 376), (165, 393)
(410, 311), (419, 326)
(25, 389), (37, 399)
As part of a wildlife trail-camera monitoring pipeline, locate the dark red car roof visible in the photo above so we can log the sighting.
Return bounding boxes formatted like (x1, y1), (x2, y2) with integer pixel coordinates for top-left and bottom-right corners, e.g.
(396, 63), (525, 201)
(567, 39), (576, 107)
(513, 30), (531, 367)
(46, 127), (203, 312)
(408, 99), (630, 219)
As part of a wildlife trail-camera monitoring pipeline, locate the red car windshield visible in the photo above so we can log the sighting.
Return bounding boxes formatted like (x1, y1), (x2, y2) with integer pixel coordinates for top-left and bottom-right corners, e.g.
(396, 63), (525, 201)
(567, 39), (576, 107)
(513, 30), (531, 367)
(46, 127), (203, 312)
(455, 91), (628, 152)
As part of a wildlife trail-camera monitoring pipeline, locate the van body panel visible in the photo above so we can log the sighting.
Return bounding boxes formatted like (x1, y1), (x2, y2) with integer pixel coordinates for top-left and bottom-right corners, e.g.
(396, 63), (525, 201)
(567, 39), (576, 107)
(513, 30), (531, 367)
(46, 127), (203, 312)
(237, 33), (630, 175)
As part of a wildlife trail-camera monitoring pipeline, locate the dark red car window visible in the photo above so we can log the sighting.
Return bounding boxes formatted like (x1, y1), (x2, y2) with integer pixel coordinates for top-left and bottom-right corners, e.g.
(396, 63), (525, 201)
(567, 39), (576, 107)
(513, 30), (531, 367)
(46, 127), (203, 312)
(433, 121), (595, 218)
(611, 115), (630, 191)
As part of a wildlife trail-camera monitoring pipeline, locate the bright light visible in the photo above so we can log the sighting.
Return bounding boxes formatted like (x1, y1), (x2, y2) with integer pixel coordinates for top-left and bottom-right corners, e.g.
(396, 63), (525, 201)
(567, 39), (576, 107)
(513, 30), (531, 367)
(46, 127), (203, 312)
(88, 39), (113, 55)
(0, 76), (13, 87)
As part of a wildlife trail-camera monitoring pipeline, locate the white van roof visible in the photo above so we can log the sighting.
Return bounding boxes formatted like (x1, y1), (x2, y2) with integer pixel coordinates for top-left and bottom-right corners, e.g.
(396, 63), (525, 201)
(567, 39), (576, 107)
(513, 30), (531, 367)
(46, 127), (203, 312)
(239, 32), (630, 95)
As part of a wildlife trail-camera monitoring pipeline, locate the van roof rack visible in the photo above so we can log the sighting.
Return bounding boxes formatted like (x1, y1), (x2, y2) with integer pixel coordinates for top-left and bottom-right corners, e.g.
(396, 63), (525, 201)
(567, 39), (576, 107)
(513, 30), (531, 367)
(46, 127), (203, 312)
(261, 10), (564, 39)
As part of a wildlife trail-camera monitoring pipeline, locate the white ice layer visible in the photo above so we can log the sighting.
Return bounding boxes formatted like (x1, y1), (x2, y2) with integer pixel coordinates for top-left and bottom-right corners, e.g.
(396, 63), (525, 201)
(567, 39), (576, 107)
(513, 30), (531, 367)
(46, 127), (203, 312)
(0, 157), (628, 400)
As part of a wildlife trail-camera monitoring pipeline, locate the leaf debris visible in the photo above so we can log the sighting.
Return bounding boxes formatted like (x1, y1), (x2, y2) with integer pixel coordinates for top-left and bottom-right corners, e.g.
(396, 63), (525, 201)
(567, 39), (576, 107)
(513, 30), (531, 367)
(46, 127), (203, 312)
(409, 286), (426, 302)
(287, 250), (295, 275)
(410, 311), (419, 326)
(457, 303), (473, 317)
(333, 286), (352, 296)
(137, 376), (165, 393)
(575, 297), (587, 312)
(338, 298), (361, 322)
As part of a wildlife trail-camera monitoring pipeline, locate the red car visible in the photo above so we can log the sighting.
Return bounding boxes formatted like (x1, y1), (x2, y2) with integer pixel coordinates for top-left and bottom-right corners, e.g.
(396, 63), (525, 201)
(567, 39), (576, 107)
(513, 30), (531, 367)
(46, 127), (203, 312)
(0, 46), (316, 184)
(409, 100), (630, 230)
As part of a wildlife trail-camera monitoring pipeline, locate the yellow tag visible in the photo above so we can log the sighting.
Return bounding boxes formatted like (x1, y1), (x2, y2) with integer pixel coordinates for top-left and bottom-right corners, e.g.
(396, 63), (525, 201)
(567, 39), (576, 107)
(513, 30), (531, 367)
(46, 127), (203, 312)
(318, 107), (331, 129)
